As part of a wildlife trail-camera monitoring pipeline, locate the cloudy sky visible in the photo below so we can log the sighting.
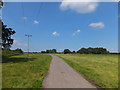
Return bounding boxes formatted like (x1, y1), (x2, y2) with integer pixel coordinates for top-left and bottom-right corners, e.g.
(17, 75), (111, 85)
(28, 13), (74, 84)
(2, 1), (118, 52)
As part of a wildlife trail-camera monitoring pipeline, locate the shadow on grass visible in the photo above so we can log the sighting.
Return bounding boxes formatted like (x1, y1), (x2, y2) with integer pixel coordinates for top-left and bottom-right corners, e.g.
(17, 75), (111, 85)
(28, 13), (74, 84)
(2, 57), (37, 63)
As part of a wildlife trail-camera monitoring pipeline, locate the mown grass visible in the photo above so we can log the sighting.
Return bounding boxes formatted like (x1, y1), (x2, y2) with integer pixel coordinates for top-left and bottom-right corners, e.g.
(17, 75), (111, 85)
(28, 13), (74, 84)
(57, 54), (118, 88)
(2, 53), (52, 88)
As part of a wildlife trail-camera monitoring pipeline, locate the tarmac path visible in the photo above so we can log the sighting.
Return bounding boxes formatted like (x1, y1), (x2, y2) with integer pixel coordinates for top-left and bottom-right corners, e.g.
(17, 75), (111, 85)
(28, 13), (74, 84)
(43, 55), (97, 88)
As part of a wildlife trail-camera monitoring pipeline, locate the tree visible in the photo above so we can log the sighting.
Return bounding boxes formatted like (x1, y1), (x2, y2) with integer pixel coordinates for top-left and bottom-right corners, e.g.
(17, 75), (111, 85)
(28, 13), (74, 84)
(73, 51), (76, 53)
(46, 50), (49, 53)
(64, 49), (71, 54)
(41, 51), (46, 53)
(52, 49), (57, 53)
(2, 22), (16, 49)
(43, 49), (57, 53)
(77, 47), (109, 54)
(77, 48), (88, 54)
(87, 47), (93, 54)
(14, 48), (23, 54)
(2, 48), (23, 58)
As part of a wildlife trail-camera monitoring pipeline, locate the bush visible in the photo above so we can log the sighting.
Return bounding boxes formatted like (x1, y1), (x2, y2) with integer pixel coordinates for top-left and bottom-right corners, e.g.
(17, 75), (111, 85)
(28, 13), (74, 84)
(2, 48), (23, 58)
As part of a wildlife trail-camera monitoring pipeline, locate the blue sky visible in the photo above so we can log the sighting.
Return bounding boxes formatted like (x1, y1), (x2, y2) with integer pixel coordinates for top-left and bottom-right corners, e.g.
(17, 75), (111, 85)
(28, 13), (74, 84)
(2, 2), (118, 52)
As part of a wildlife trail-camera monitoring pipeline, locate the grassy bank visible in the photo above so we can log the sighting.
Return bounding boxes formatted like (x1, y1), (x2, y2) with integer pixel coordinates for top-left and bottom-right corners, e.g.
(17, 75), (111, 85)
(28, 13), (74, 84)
(2, 54), (52, 88)
(57, 54), (118, 88)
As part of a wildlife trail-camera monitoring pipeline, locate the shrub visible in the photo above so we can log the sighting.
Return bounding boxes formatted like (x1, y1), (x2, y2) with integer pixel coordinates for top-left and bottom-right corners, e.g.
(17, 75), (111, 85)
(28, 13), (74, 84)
(2, 48), (23, 58)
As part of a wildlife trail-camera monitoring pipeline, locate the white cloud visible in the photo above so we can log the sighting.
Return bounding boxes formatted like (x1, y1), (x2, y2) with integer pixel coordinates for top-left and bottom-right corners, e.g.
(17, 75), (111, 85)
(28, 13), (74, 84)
(89, 22), (105, 28)
(60, 0), (98, 14)
(73, 29), (81, 36)
(14, 40), (27, 47)
(76, 30), (80, 32)
(22, 17), (27, 20)
(52, 32), (60, 36)
(33, 20), (39, 24)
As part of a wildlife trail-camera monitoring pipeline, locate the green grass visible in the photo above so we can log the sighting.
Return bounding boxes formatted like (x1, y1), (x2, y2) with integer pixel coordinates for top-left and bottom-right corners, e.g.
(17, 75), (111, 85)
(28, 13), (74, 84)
(0, 63), (2, 89)
(2, 53), (52, 88)
(56, 54), (118, 88)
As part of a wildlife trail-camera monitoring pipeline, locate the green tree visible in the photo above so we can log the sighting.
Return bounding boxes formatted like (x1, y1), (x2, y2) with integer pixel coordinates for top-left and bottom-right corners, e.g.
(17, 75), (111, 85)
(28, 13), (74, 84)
(41, 51), (46, 53)
(46, 50), (49, 53)
(44, 49), (57, 53)
(77, 47), (109, 54)
(77, 48), (88, 54)
(2, 22), (16, 49)
(52, 49), (57, 53)
(14, 48), (23, 54)
(64, 49), (71, 54)
(72, 51), (76, 53)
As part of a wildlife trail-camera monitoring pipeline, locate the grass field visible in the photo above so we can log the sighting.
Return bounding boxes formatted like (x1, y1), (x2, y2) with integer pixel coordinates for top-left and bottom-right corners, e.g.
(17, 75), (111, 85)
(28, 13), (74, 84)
(2, 54), (52, 88)
(57, 54), (118, 88)
(0, 63), (1, 89)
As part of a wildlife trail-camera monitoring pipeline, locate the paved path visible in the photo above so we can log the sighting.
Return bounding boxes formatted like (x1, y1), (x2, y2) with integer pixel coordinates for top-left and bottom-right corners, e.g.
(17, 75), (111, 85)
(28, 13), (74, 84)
(43, 55), (97, 88)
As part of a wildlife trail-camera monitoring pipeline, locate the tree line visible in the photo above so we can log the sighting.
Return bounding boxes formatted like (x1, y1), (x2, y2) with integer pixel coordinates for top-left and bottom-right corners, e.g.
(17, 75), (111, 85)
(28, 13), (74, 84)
(77, 47), (109, 54)
(2, 48), (23, 58)
(41, 49), (57, 53)
(41, 47), (109, 54)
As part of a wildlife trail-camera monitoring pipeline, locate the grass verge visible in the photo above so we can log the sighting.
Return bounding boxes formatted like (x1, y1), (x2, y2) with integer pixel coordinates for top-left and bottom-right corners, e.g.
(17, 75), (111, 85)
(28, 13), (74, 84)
(56, 54), (118, 88)
(2, 53), (52, 88)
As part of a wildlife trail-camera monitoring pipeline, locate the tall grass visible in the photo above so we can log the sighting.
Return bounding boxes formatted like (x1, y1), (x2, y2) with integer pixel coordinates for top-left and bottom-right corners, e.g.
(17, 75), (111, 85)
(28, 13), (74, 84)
(2, 53), (52, 88)
(57, 54), (118, 88)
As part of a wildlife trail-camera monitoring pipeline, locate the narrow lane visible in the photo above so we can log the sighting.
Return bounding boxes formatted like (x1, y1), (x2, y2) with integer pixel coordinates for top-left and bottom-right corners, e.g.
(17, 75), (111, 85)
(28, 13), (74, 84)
(43, 55), (97, 88)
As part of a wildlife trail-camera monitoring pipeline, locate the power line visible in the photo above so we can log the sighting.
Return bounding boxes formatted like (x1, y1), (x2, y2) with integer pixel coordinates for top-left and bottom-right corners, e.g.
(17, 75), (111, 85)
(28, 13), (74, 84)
(21, 2), (27, 34)
(21, 2), (24, 18)
(22, 3), (43, 53)
(35, 2), (43, 20)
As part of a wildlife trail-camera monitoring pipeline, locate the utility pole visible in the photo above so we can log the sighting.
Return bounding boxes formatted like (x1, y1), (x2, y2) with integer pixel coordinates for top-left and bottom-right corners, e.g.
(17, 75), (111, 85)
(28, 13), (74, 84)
(25, 34), (32, 57)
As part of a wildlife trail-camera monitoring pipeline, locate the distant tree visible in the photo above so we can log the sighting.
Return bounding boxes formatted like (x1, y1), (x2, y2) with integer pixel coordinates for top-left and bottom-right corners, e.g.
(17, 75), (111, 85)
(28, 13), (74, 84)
(52, 49), (57, 53)
(46, 50), (49, 53)
(2, 48), (23, 58)
(64, 49), (71, 54)
(87, 47), (93, 54)
(14, 48), (23, 54)
(43, 49), (57, 53)
(2, 22), (16, 49)
(77, 48), (88, 54)
(77, 47), (109, 54)
(41, 51), (46, 53)
(72, 51), (76, 53)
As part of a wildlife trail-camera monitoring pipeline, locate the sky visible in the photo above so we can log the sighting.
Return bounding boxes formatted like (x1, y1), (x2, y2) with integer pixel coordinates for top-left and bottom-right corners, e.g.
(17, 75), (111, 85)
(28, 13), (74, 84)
(2, 1), (118, 52)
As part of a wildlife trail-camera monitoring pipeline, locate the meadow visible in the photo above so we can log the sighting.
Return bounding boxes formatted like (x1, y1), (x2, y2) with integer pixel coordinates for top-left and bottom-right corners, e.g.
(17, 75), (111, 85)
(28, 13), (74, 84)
(57, 54), (118, 88)
(2, 54), (52, 88)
